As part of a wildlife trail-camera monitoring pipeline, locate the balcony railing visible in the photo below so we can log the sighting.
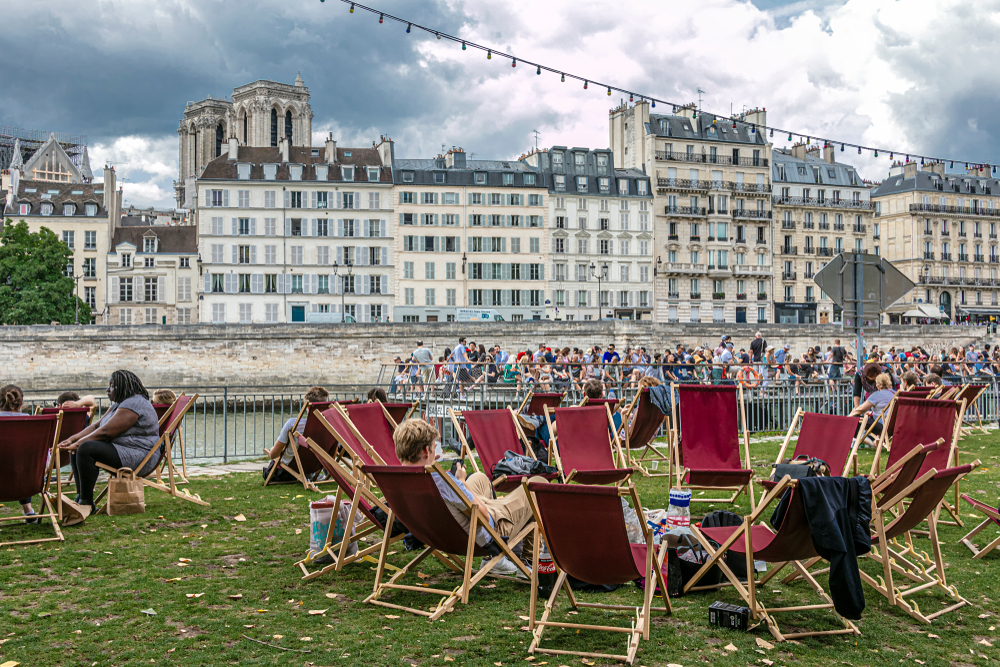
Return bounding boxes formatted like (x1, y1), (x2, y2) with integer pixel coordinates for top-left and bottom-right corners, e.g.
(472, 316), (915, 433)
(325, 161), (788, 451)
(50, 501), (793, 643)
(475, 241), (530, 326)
(779, 245), (797, 255)
(661, 262), (707, 275)
(834, 223), (845, 231)
(733, 209), (772, 220)
(804, 272), (815, 279)
(756, 238), (768, 245)
(805, 296), (816, 302)
(782, 271), (797, 280)
(712, 292), (726, 300)
(784, 296), (796, 303)
(959, 231), (967, 238)
(667, 291), (680, 299)
(873, 234), (880, 240)
(803, 221), (815, 229)
(665, 205), (707, 216)
(757, 292), (768, 300)
(818, 247), (833, 256)
(772, 196), (873, 210)
(941, 230), (950, 237)
(782, 221), (796, 229)
(690, 293), (702, 300)
(656, 177), (707, 191)
(959, 253), (969, 262)
(803, 247), (816, 255)
(853, 224), (867, 233)
(941, 252), (952, 261)
(975, 232), (983, 238)
(909, 203), (1000, 217)
(924, 252), (935, 260)
(726, 181), (772, 194)
(819, 223), (830, 230)
(732, 264), (773, 276)
(736, 293), (747, 300)
(655, 151), (769, 167)
(924, 228), (933, 236)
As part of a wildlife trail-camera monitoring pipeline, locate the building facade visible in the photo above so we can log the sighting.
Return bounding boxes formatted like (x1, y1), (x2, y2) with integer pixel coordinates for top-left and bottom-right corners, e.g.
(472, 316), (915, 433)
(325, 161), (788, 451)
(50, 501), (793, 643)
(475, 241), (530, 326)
(771, 144), (875, 324)
(391, 147), (550, 322)
(872, 161), (1000, 322)
(522, 146), (654, 320)
(107, 225), (199, 325)
(610, 101), (774, 324)
(196, 135), (395, 324)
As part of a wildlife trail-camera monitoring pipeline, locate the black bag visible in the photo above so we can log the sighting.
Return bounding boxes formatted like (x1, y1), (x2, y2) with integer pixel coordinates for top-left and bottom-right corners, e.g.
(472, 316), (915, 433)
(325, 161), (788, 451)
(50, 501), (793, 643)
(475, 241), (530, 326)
(491, 450), (558, 479)
(771, 455), (830, 481)
(701, 510), (748, 581)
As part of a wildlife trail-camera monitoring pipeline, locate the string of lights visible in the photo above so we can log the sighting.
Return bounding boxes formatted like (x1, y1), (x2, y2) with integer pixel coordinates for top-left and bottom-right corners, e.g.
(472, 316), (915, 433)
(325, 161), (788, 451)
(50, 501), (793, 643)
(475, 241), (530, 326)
(325, 0), (997, 174)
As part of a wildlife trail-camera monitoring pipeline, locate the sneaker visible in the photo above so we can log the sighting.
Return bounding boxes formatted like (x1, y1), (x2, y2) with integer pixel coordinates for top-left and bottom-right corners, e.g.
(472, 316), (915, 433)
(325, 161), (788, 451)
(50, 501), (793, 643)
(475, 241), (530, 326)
(482, 556), (518, 575)
(515, 559), (533, 579)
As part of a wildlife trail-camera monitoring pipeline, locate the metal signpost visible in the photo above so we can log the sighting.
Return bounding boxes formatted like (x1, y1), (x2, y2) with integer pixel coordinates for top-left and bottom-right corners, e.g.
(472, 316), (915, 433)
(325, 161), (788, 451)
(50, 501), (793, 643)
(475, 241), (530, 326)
(813, 252), (915, 359)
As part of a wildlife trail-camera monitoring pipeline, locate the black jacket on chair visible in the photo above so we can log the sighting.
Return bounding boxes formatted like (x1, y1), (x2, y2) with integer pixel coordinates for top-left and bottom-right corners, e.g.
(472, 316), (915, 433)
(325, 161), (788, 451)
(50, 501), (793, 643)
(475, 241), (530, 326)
(770, 475), (872, 620)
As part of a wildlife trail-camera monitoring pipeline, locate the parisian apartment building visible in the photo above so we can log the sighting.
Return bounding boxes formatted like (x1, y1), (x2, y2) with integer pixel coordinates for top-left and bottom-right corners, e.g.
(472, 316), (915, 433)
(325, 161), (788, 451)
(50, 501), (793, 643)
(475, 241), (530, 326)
(522, 146), (654, 320)
(610, 101), (774, 325)
(771, 144), (875, 324)
(872, 161), (1000, 323)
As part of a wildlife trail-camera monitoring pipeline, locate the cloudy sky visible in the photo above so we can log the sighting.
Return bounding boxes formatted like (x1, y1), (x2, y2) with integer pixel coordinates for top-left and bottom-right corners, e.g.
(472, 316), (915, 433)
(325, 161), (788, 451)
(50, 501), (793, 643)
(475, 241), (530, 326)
(3, 0), (999, 208)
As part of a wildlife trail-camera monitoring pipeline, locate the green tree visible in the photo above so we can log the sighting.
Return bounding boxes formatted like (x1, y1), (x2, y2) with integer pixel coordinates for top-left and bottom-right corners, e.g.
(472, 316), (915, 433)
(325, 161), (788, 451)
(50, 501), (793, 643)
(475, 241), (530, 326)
(0, 219), (92, 325)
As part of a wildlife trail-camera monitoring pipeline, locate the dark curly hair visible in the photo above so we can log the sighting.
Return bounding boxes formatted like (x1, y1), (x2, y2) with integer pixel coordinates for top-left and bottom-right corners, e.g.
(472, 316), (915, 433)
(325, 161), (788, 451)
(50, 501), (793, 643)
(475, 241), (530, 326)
(109, 370), (149, 404)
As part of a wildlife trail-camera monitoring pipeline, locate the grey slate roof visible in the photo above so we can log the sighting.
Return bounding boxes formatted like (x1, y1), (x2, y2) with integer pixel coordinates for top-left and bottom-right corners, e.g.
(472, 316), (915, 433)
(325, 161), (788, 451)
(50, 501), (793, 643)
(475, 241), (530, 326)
(645, 111), (767, 146)
(771, 149), (863, 187)
(871, 168), (1000, 197)
(393, 155), (548, 189)
(3, 179), (107, 218)
(200, 146), (392, 183)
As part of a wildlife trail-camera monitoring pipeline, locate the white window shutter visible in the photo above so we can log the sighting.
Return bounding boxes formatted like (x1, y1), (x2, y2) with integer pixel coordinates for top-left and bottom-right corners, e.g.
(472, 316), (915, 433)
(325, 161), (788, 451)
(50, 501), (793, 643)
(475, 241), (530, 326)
(250, 273), (261, 294)
(135, 280), (144, 302)
(311, 219), (317, 237)
(157, 277), (165, 302)
(381, 246), (388, 266)
(284, 190), (290, 208)
(336, 192), (342, 209)
(381, 273), (388, 295)
(311, 191), (316, 208)
(337, 219), (343, 237)
(205, 189), (211, 207)
(335, 274), (342, 295)
(231, 218), (237, 235)
(250, 217), (257, 235)
(355, 246), (362, 266)
(204, 272), (211, 294)
(284, 218), (291, 237)
(250, 245), (257, 264)
(223, 190), (229, 207)
(110, 277), (119, 303)
(380, 219), (386, 237)
(231, 245), (238, 265)
(364, 246), (371, 266)
(336, 246), (343, 265)
(361, 220), (368, 238)
(355, 192), (361, 209)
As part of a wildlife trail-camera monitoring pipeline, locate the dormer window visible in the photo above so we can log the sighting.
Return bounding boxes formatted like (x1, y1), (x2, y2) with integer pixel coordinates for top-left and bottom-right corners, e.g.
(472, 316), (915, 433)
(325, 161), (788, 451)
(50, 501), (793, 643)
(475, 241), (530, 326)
(344, 151), (352, 157)
(474, 172), (487, 185)
(237, 163), (251, 180)
(368, 167), (380, 181)
(144, 237), (157, 253)
(597, 154), (608, 173)
(18, 203), (29, 215)
(524, 173), (536, 186)
(40, 203), (53, 216)
(599, 178), (610, 193)
(637, 180), (648, 196)
(63, 203), (76, 216)
(289, 164), (303, 181)
(263, 164), (277, 180)
(554, 175), (565, 190)
(121, 253), (132, 268)
(402, 171), (414, 183)
(575, 153), (586, 172)
(576, 176), (588, 192)
(434, 172), (446, 184)
(618, 179), (629, 195)
(502, 173), (514, 186)
(315, 164), (328, 180)
(342, 166), (354, 181)
(552, 153), (564, 168)
(311, 148), (320, 157)
(85, 203), (97, 217)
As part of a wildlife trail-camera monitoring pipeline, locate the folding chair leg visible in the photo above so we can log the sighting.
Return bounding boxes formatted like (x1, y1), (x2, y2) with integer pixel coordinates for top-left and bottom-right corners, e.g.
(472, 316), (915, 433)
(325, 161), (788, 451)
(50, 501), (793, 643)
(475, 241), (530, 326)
(961, 519), (1000, 559)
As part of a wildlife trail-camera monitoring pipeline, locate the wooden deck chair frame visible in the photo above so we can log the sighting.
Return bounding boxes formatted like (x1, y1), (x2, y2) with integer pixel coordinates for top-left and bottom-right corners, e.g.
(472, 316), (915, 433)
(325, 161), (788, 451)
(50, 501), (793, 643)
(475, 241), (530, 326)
(955, 384), (990, 436)
(449, 406), (539, 490)
(960, 494), (1000, 559)
(294, 446), (404, 578)
(515, 391), (566, 427)
(94, 394), (207, 509)
(543, 403), (630, 484)
(35, 404), (96, 489)
(363, 462), (534, 621)
(668, 383), (756, 507)
(314, 403), (390, 482)
(374, 399), (419, 427)
(684, 475), (860, 642)
(860, 461), (980, 624)
(156, 393), (191, 483)
(523, 481), (671, 665)
(775, 407), (865, 478)
(263, 400), (342, 492)
(1, 413), (64, 545)
(618, 388), (671, 478)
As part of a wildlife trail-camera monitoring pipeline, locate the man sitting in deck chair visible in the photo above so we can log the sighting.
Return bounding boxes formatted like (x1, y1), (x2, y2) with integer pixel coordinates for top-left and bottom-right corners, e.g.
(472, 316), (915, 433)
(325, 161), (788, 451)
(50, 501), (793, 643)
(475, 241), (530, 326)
(263, 386), (328, 484)
(395, 418), (549, 576)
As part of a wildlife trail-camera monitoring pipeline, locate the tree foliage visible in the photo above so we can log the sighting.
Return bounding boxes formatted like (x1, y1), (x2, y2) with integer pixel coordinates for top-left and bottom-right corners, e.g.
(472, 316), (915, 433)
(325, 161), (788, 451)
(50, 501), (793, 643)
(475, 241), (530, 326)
(0, 219), (92, 325)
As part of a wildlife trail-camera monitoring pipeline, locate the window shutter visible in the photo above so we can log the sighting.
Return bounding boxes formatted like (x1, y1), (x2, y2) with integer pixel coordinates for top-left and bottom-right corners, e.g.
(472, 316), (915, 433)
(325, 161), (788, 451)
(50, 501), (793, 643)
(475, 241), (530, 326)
(381, 246), (388, 266)
(381, 273), (388, 295)
(468, 214), (473, 225)
(503, 289), (511, 306)
(284, 218), (291, 236)
(310, 219), (317, 237)
(311, 191), (316, 208)
(538, 195), (543, 206)
(418, 235), (424, 252)
(540, 264), (545, 280)
(203, 272), (211, 295)
(355, 246), (363, 265)
(434, 213), (439, 225)
(284, 190), (290, 208)
(231, 218), (238, 235)
(380, 219), (386, 238)
(521, 262), (528, 278)
(251, 273), (261, 294)
(231, 245), (238, 265)
(433, 237), (440, 253)
(455, 237), (461, 252)
(110, 277), (119, 303)
(310, 274), (318, 294)
(250, 245), (257, 265)
(361, 221), (368, 238)
(250, 218), (257, 235)
(335, 274), (342, 295)
(469, 289), (474, 305)
(335, 219), (342, 237)
(355, 191), (361, 209)
(629, 291), (635, 307)
(336, 191), (343, 209)
(468, 193), (474, 205)
(224, 273), (236, 294)
(502, 263), (510, 280)
(360, 275), (368, 295)
(204, 189), (211, 207)
(502, 238), (507, 253)
(157, 277), (165, 302)
(223, 190), (230, 207)
(135, 280), (144, 303)
(521, 289), (529, 306)
(398, 213), (405, 228)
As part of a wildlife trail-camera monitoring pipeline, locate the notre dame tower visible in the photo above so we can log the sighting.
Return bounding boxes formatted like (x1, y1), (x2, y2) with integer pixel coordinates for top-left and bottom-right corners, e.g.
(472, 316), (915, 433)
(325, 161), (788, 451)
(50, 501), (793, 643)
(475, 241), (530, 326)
(174, 73), (313, 208)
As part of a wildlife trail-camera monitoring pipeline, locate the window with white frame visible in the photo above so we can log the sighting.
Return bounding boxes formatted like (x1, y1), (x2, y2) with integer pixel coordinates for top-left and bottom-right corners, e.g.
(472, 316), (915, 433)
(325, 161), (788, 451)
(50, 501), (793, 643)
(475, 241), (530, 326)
(212, 303), (226, 323)
(238, 190), (250, 208)
(238, 303), (253, 323)
(290, 246), (303, 265)
(119, 307), (132, 325)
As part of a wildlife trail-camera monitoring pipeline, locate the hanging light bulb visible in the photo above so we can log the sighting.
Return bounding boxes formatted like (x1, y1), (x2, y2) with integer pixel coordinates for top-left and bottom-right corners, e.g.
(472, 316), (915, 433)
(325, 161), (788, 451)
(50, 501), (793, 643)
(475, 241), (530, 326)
(788, 133), (792, 141)
(750, 125), (755, 134)
(406, 23), (411, 33)
(712, 118), (717, 124)
(560, 73), (565, 83)
(436, 32), (441, 39)
(770, 128), (774, 137)
(905, 154), (909, 162)
(889, 152), (893, 160)
(349, 2), (354, 12)
(950, 161), (954, 168)
(584, 80), (588, 89)
(512, 58), (516, 68)
(607, 86), (612, 96)
(841, 143), (845, 152)
(858, 146), (862, 155)
(487, 49), (491, 59)
(629, 93), (633, 102)
(651, 100), (655, 108)
(874, 149), (878, 157)
(379, 13), (383, 23)
(732, 120), (737, 129)
(461, 41), (466, 50)
(920, 157), (924, 165)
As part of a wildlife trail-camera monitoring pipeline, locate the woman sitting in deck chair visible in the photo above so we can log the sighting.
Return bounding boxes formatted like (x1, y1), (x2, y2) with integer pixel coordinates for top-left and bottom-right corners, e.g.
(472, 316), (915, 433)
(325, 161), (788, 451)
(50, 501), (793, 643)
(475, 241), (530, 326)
(56, 370), (159, 514)
(1, 384), (44, 524)
(849, 373), (895, 441)
(263, 386), (329, 483)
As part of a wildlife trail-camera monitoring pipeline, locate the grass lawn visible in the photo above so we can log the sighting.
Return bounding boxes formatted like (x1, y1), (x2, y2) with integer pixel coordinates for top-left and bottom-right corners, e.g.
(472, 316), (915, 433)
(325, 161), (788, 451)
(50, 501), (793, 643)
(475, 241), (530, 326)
(1, 432), (999, 667)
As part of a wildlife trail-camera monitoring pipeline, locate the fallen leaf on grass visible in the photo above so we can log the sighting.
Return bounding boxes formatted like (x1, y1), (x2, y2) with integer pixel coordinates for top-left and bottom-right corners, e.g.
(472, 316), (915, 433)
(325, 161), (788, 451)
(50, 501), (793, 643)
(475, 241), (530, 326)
(234, 514), (247, 522)
(756, 637), (774, 650)
(978, 639), (993, 647)
(300, 637), (312, 642)
(518, 615), (530, 621)
(417, 572), (431, 579)
(915, 661), (925, 665)
(666, 664), (685, 667)
(229, 594), (242, 600)
(308, 609), (327, 615)
(243, 625), (254, 628)
(256, 609), (268, 613)
(582, 660), (596, 666)
(295, 528), (302, 535)
(483, 584), (497, 589)
(384, 615), (400, 619)
(761, 660), (774, 666)
(991, 626), (996, 631)
(444, 657), (454, 663)
(73, 630), (81, 634)
(200, 524), (207, 529)
(272, 635), (284, 639)
(37, 613), (51, 618)
(980, 614), (990, 619)
(1, 661), (20, 667)
(724, 643), (738, 652)
(140, 609), (157, 616)
(927, 634), (939, 639)
(178, 558), (192, 563)
(165, 578), (182, 582)
(325, 593), (339, 599)
(185, 593), (204, 599)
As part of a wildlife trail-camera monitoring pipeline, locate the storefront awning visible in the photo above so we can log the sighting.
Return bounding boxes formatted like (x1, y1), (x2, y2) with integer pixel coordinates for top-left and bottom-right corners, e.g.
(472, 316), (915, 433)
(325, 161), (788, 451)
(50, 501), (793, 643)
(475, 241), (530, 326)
(901, 304), (946, 319)
(957, 306), (1000, 316)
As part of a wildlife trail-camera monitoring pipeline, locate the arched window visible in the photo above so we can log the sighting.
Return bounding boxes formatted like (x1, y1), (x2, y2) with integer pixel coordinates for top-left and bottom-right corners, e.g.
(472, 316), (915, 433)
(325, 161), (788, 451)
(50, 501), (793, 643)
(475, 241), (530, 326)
(285, 110), (293, 143)
(243, 113), (248, 144)
(215, 123), (224, 157)
(270, 108), (278, 147)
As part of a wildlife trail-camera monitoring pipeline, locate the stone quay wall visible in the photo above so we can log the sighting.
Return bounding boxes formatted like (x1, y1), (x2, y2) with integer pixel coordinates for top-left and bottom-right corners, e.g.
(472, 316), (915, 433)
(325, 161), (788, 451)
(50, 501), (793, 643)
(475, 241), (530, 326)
(0, 322), (989, 391)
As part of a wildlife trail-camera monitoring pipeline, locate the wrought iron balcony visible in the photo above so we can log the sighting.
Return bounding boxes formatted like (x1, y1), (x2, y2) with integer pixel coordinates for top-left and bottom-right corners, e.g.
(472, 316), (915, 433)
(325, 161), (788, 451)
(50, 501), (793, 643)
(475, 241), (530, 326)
(853, 224), (867, 233)
(959, 253), (969, 262)
(941, 252), (952, 261)
(834, 223), (845, 231)
(665, 205), (707, 216)
(726, 181), (772, 194)
(757, 292), (768, 300)
(782, 221), (796, 230)
(772, 195), (873, 210)
(690, 292), (702, 300)
(656, 177), (707, 191)
(779, 245), (797, 255)
(712, 292), (726, 300)
(818, 247), (833, 256)
(909, 203), (1000, 217)
(732, 209), (772, 220)
(736, 293), (747, 300)
(782, 271), (797, 280)
(655, 151), (769, 167)
(667, 291), (680, 299)
(805, 296), (816, 302)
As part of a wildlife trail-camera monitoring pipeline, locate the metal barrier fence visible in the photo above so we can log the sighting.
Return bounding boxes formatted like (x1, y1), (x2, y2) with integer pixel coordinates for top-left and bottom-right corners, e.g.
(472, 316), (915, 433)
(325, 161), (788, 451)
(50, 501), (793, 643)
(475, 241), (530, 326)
(21, 378), (998, 466)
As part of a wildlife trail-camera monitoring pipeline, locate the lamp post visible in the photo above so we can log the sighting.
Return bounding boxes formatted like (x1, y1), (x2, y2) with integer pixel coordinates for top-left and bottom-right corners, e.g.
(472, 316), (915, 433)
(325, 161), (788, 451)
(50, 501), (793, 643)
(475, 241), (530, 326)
(590, 262), (608, 320)
(333, 259), (354, 321)
(73, 274), (83, 325)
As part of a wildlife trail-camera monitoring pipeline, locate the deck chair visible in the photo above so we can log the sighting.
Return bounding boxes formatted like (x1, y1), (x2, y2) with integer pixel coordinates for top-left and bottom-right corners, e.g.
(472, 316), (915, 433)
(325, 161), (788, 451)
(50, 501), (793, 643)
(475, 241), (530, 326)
(376, 399), (419, 426)
(0, 414), (64, 546)
(577, 396), (620, 412)
(262, 400), (337, 488)
(316, 405), (386, 474)
(449, 407), (559, 492)
(362, 463), (533, 621)
(294, 443), (403, 578)
(517, 391), (565, 418)
(95, 395), (208, 509)
(669, 384), (755, 507)
(954, 384), (989, 435)
(862, 462), (979, 624)
(768, 409), (864, 487)
(343, 403), (400, 465)
(960, 495), (1000, 559)
(544, 405), (633, 485)
(870, 397), (966, 526)
(37, 406), (93, 477)
(685, 476), (861, 642)
(618, 387), (670, 477)
(897, 387), (934, 398)
(524, 481), (672, 665)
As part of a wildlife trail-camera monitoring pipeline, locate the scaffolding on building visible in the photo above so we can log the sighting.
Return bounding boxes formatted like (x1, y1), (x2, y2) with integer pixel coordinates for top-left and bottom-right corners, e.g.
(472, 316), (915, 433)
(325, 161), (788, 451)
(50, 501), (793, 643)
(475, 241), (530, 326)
(0, 125), (87, 171)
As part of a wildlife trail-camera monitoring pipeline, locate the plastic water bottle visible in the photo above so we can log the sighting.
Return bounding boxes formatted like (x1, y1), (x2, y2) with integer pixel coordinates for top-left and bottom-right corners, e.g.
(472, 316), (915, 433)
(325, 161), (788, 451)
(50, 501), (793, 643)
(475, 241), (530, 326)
(665, 489), (692, 533)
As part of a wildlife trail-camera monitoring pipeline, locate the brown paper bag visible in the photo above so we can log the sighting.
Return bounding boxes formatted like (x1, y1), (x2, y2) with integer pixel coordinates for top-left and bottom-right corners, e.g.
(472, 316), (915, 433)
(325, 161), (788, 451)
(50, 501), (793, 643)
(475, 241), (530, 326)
(57, 494), (91, 526)
(107, 468), (145, 516)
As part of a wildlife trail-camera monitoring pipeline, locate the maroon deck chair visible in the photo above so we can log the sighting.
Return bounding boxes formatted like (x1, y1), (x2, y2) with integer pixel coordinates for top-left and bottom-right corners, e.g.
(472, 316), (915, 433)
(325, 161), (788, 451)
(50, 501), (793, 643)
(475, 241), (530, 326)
(376, 399), (419, 427)
(294, 442), (402, 579)
(0, 414), (64, 547)
(344, 403), (400, 465)
(263, 400), (336, 490)
(38, 406), (92, 472)
(954, 384), (989, 435)
(765, 409), (864, 489)
(518, 391), (565, 416)
(897, 387), (934, 398)
(361, 463), (533, 621)
(152, 403), (173, 433)
(524, 481), (671, 665)
(863, 462), (979, 624)
(579, 396), (620, 412)
(670, 384), (755, 506)
(618, 387), (670, 477)
(686, 476), (860, 642)
(450, 407), (559, 492)
(544, 405), (633, 485)
(960, 495), (1000, 559)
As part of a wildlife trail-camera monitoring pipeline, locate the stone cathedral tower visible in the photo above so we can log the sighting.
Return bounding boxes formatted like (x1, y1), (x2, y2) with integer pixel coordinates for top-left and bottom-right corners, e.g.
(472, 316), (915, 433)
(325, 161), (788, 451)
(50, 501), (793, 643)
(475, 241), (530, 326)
(174, 73), (313, 208)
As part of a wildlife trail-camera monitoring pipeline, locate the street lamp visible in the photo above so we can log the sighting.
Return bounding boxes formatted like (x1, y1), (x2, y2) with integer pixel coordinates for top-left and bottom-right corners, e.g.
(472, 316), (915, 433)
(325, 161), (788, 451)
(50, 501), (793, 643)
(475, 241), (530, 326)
(73, 274), (83, 325)
(332, 259), (354, 321)
(590, 262), (608, 320)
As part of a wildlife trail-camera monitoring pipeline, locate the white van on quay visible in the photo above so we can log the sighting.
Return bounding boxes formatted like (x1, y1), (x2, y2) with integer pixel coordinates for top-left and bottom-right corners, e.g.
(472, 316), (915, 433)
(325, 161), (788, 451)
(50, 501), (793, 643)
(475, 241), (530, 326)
(455, 308), (505, 322)
(305, 312), (357, 324)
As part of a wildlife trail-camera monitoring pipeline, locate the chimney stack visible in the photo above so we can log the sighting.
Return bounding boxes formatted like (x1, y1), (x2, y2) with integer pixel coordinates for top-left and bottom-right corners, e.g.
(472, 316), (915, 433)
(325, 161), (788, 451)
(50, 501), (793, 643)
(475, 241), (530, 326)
(279, 137), (289, 163)
(903, 162), (918, 179)
(823, 144), (836, 164)
(791, 143), (808, 160)
(228, 136), (239, 160)
(445, 147), (466, 169)
(325, 133), (337, 163)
